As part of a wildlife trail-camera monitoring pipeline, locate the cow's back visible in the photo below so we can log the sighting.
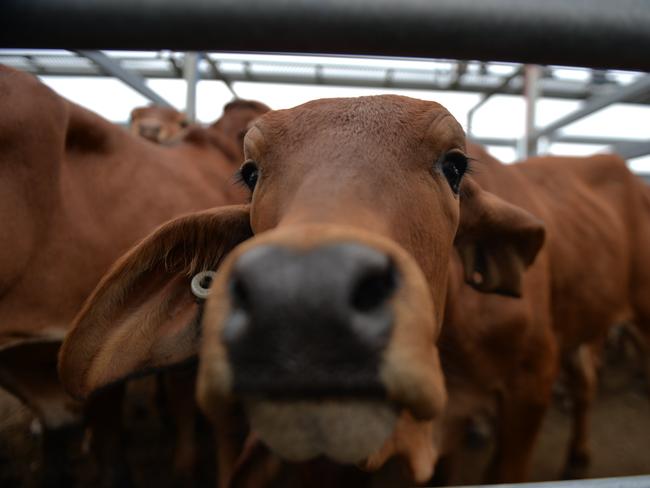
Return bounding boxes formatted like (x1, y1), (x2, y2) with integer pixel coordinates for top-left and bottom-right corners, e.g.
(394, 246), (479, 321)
(466, 148), (647, 349)
(516, 154), (645, 349)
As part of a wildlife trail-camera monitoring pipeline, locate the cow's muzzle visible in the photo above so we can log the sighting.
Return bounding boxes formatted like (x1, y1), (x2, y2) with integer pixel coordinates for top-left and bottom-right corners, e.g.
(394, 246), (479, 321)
(224, 242), (396, 397)
(197, 225), (447, 464)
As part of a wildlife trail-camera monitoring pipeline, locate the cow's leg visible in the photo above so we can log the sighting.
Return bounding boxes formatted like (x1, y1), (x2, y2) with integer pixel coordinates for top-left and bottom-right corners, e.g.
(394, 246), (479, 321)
(485, 392), (549, 483)
(228, 434), (286, 488)
(162, 368), (199, 484)
(562, 345), (597, 479)
(211, 405), (248, 488)
(40, 423), (83, 487)
(124, 375), (162, 424)
(485, 340), (557, 484)
(0, 341), (84, 486)
(626, 321), (650, 394)
(631, 252), (650, 395)
(85, 384), (133, 488)
(428, 414), (472, 486)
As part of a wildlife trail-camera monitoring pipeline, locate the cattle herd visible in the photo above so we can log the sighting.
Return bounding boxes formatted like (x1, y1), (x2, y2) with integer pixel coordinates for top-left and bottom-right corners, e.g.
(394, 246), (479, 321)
(0, 64), (648, 487)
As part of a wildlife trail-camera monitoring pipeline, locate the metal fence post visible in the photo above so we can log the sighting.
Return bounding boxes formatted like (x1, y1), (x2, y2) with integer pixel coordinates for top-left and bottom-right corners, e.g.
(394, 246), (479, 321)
(184, 52), (200, 122)
(519, 64), (541, 159)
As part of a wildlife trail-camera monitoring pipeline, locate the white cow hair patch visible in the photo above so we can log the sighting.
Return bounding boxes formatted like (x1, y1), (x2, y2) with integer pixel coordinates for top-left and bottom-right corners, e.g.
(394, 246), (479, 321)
(245, 398), (398, 464)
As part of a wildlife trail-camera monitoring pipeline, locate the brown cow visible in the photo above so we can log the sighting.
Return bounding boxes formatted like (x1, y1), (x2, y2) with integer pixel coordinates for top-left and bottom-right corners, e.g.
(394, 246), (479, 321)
(129, 105), (189, 143)
(0, 65), (265, 485)
(129, 100), (271, 172)
(185, 145), (650, 487)
(435, 144), (650, 483)
(209, 100), (271, 154)
(59, 95), (545, 486)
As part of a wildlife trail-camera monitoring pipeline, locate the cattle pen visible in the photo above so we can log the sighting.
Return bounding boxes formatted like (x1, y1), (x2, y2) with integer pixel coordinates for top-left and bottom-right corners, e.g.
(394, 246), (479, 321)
(1, 0), (650, 487)
(2, 0), (650, 165)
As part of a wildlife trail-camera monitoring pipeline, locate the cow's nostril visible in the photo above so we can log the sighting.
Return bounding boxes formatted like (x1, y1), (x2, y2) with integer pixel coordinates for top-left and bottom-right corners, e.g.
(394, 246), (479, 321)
(224, 243), (396, 396)
(351, 260), (397, 313)
(230, 275), (251, 311)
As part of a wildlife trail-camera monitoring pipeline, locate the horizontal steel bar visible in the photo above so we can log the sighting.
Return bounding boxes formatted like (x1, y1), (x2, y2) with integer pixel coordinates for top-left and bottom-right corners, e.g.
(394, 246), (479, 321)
(472, 137), (519, 147)
(472, 135), (644, 148)
(549, 135), (646, 146)
(455, 475), (650, 488)
(78, 50), (173, 108)
(533, 74), (650, 139)
(2, 53), (646, 104)
(2, 0), (650, 71)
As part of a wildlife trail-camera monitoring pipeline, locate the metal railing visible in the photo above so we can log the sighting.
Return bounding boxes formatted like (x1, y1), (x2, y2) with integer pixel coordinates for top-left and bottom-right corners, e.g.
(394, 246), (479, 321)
(2, 0), (650, 71)
(453, 475), (650, 488)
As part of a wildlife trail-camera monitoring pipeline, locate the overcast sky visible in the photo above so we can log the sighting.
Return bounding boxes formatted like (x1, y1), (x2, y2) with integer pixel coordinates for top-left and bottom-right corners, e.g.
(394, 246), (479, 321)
(37, 53), (650, 172)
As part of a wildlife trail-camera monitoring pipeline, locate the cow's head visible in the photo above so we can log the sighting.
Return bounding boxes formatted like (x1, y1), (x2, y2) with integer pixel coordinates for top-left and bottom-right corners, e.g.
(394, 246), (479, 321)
(129, 105), (189, 143)
(59, 95), (544, 483)
(209, 99), (272, 163)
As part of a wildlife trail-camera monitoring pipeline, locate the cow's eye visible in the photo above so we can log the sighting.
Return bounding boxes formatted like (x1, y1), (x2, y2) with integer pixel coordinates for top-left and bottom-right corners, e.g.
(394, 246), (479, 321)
(237, 160), (260, 191)
(440, 151), (469, 194)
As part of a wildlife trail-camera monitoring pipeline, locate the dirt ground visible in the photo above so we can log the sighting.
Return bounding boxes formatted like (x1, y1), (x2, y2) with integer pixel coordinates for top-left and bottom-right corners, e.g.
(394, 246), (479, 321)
(0, 342), (648, 487)
(451, 339), (650, 485)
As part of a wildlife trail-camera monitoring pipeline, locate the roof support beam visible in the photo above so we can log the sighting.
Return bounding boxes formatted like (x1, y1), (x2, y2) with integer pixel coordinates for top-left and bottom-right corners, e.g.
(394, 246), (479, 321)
(472, 135), (648, 149)
(548, 135), (641, 146)
(532, 74), (650, 140)
(204, 56), (239, 99)
(78, 50), (173, 108)
(466, 66), (524, 136)
(4, 52), (646, 105)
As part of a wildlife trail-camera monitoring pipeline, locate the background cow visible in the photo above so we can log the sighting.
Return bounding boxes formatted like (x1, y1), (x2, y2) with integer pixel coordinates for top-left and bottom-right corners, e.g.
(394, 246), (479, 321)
(129, 105), (189, 143)
(0, 65), (269, 486)
(208, 99), (272, 162)
(130, 100), (270, 159)
(434, 143), (650, 483)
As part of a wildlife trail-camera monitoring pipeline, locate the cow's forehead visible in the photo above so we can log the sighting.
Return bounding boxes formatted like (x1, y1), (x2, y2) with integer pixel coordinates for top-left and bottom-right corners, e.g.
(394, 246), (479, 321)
(252, 95), (461, 148)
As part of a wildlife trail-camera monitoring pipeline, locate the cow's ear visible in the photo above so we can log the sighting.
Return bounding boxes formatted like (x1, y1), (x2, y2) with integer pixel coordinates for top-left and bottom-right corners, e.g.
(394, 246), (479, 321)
(454, 178), (545, 297)
(58, 205), (252, 400)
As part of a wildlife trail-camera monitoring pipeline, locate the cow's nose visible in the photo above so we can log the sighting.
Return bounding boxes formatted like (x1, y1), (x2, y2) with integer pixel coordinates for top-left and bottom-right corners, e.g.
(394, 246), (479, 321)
(223, 243), (398, 397)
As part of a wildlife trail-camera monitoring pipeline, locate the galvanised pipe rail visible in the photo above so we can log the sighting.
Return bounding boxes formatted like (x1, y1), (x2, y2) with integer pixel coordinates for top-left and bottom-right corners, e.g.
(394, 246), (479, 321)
(2, 0), (650, 71)
(454, 475), (650, 488)
(3, 52), (646, 103)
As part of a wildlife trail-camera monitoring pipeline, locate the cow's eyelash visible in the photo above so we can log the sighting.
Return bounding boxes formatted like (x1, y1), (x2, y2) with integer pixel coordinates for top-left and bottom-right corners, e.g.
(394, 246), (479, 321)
(233, 169), (246, 187)
(232, 170), (253, 201)
(455, 154), (477, 174)
(465, 156), (476, 175)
